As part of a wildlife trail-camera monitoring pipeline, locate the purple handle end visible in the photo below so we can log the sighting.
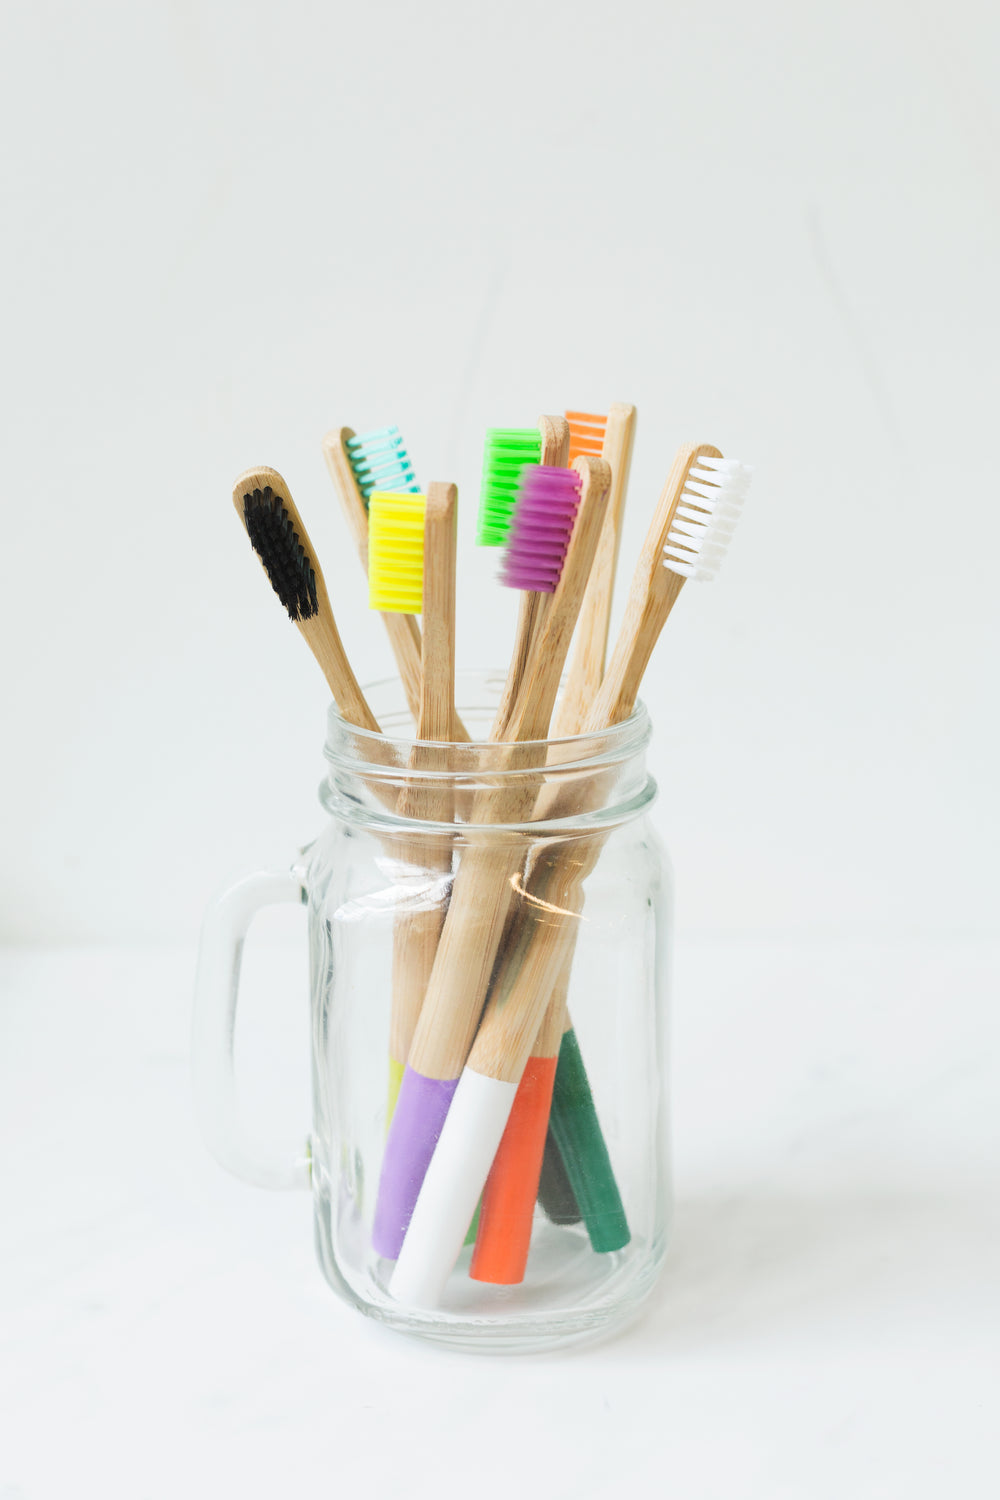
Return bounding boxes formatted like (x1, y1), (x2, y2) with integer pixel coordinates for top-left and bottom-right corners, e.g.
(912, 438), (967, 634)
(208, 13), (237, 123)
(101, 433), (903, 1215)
(372, 1067), (459, 1259)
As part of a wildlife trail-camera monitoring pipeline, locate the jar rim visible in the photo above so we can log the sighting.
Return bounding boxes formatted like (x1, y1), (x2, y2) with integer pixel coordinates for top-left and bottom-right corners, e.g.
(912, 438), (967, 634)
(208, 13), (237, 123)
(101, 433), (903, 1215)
(323, 668), (652, 774)
(319, 669), (656, 833)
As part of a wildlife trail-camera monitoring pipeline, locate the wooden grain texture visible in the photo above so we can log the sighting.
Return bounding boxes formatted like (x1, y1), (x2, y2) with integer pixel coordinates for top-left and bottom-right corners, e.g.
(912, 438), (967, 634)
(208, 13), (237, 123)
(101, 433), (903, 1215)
(469, 846), (588, 1082)
(551, 403), (636, 737)
(416, 483), (458, 748)
(533, 967), (570, 1056)
(232, 465), (380, 734)
(407, 455), (612, 1080)
(490, 415), (570, 742)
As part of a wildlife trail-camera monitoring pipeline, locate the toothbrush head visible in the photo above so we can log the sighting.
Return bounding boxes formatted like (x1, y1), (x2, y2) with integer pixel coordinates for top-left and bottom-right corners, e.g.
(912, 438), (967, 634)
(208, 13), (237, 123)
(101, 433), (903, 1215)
(236, 470), (319, 621)
(500, 465), (583, 594)
(368, 491), (427, 614)
(345, 426), (419, 508)
(662, 456), (753, 582)
(565, 410), (608, 462)
(478, 428), (543, 546)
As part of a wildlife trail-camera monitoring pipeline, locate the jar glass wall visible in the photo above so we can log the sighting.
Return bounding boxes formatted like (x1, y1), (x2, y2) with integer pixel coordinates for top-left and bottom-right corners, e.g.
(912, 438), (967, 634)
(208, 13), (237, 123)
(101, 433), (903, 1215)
(194, 671), (673, 1353)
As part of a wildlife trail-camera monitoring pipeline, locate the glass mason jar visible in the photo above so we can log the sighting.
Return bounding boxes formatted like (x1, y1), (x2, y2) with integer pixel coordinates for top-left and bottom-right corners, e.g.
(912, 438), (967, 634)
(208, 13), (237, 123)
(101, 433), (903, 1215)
(193, 670), (672, 1352)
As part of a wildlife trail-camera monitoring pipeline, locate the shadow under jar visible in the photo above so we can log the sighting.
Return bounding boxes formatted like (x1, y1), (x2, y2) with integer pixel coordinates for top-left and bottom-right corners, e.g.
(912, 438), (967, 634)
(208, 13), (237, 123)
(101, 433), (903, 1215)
(193, 670), (673, 1352)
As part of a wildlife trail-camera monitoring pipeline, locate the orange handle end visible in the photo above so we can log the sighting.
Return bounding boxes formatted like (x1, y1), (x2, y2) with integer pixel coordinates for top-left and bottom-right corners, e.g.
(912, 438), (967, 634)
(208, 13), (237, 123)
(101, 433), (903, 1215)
(468, 1055), (558, 1285)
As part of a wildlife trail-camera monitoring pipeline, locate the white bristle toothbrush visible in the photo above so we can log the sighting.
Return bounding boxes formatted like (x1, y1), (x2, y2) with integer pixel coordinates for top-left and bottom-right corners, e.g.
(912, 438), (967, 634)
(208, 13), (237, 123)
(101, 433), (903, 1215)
(390, 444), (752, 1307)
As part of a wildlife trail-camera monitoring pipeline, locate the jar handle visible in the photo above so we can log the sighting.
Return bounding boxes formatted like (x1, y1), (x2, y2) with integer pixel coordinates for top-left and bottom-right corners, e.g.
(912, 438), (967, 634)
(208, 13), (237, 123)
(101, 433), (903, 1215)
(192, 867), (310, 1190)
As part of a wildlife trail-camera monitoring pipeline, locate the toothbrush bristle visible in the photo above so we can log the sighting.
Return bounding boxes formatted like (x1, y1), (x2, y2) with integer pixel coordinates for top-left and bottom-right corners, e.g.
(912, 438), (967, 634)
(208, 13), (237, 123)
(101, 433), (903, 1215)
(500, 465), (582, 593)
(345, 426), (419, 507)
(242, 486), (319, 621)
(663, 457), (753, 582)
(565, 410), (607, 462)
(368, 491), (426, 614)
(478, 427), (543, 546)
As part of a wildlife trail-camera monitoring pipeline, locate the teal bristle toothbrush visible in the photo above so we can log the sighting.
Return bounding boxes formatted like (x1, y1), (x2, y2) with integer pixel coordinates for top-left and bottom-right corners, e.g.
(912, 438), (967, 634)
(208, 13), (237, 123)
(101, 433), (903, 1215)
(346, 425), (420, 504)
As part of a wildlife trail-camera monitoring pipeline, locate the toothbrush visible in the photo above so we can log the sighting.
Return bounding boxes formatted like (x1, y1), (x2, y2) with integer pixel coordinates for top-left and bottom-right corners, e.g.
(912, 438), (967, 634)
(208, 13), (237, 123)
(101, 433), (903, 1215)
(372, 455), (612, 1260)
(538, 404), (636, 1232)
(390, 445), (751, 1306)
(323, 426), (469, 742)
(470, 402), (637, 1281)
(368, 483), (459, 1116)
(483, 416), (571, 740)
(232, 466), (380, 734)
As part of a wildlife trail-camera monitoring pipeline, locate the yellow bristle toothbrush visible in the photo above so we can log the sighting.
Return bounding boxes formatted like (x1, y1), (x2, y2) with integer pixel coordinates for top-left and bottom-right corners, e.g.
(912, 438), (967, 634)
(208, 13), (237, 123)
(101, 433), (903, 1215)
(367, 483), (459, 1118)
(323, 425), (469, 742)
(391, 445), (752, 1307)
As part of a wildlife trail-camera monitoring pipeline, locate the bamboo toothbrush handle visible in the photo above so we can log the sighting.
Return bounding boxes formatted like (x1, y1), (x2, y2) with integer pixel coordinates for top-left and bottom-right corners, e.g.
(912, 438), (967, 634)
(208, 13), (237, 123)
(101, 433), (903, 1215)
(299, 611), (381, 733)
(585, 570), (684, 728)
(383, 613), (425, 727)
(397, 480), (459, 824)
(418, 482), (458, 745)
(552, 404), (637, 737)
(396, 480), (459, 824)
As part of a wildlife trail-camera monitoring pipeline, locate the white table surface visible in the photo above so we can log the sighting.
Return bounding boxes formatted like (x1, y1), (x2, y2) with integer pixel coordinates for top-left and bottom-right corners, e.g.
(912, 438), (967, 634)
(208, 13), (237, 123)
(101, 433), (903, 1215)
(2, 940), (998, 1499)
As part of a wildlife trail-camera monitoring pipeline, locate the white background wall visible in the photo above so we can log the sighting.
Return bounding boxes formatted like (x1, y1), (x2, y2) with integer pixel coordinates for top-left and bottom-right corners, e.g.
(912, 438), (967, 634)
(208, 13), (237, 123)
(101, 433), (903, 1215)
(2, 0), (997, 945)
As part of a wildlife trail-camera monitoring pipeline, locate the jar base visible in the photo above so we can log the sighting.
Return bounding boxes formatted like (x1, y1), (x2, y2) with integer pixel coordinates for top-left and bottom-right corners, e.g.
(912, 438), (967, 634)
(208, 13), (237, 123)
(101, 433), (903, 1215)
(313, 1199), (671, 1353)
